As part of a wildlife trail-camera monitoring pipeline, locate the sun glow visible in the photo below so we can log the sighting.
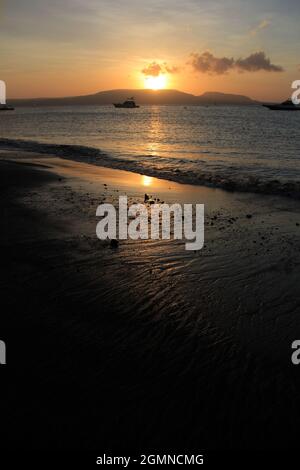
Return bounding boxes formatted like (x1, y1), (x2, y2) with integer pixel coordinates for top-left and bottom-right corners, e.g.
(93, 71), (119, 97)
(144, 75), (167, 90)
(142, 175), (153, 187)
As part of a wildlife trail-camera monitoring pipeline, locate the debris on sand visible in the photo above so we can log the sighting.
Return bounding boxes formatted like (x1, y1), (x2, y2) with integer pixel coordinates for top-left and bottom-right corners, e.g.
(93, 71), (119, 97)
(246, 214), (252, 219)
(144, 193), (156, 204)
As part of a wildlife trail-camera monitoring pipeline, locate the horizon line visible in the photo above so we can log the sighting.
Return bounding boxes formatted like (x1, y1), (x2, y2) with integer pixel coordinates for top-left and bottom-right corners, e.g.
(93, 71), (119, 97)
(8, 87), (261, 102)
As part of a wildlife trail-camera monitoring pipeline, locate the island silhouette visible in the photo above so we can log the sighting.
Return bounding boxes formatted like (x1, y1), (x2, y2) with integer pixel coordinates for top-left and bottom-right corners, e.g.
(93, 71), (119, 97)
(10, 89), (259, 107)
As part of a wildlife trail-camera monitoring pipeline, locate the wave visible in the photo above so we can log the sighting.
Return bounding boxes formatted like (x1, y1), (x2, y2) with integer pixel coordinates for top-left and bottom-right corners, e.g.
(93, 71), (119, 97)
(1, 137), (300, 200)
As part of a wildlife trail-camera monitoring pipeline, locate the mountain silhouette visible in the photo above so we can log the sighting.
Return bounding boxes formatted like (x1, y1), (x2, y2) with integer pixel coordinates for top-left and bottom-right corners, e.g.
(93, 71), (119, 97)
(10, 89), (259, 107)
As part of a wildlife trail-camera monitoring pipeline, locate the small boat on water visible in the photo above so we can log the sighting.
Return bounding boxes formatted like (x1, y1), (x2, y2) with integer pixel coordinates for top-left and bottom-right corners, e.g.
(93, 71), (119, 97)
(0, 104), (14, 111)
(113, 97), (139, 108)
(262, 99), (300, 111)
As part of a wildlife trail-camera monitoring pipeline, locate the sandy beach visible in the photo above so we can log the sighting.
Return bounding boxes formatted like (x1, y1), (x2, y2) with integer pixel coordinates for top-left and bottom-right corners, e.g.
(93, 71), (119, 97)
(2, 0), (300, 460)
(1, 147), (300, 450)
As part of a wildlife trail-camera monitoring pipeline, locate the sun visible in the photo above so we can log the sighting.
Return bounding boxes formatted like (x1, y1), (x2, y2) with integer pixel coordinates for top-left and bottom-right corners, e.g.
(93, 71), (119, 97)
(144, 74), (167, 90)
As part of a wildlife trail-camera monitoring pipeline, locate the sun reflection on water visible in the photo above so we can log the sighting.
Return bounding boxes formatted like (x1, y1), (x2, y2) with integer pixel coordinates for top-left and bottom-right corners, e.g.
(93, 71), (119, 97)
(142, 175), (153, 186)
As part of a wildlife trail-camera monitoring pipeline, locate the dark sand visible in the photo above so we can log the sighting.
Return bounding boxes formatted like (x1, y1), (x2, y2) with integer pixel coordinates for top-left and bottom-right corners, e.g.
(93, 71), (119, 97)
(1, 150), (300, 450)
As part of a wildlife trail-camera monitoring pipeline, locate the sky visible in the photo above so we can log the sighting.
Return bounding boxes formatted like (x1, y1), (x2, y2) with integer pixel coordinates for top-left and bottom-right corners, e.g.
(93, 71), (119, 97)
(0, 0), (299, 100)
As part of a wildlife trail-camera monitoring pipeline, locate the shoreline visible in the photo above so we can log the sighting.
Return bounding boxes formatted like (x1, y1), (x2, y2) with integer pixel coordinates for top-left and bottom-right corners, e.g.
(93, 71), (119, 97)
(1, 137), (300, 200)
(1, 150), (300, 449)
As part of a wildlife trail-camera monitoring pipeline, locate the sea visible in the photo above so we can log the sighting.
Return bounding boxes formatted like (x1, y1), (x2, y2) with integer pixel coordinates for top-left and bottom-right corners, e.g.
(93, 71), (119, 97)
(1, 105), (300, 198)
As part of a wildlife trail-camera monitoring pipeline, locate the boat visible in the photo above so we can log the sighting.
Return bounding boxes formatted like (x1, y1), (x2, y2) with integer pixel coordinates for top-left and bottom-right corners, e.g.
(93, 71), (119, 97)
(262, 99), (300, 111)
(0, 104), (14, 111)
(113, 97), (139, 108)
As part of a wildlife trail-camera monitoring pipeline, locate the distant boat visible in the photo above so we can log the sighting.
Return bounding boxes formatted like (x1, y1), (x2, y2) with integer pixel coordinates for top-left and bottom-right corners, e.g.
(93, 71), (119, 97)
(262, 99), (300, 111)
(113, 97), (139, 108)
(0, 104), (14, 111)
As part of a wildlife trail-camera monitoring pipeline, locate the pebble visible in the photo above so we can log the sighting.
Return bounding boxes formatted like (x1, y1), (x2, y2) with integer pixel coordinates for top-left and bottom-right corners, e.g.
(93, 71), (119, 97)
(110, 239), (119, 249)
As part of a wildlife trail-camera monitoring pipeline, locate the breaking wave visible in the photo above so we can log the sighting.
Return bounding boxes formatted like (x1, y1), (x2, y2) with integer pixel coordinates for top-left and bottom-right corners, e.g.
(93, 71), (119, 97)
(1, 138), (300, 199)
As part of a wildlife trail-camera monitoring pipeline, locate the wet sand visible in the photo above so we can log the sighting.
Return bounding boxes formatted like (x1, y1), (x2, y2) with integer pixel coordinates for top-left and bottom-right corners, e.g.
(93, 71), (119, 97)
(1, 149), (300, 450)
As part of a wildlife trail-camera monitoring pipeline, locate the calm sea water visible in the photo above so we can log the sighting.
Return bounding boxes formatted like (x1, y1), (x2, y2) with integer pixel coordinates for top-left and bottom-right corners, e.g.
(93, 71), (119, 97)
(1, 105), (300, 197)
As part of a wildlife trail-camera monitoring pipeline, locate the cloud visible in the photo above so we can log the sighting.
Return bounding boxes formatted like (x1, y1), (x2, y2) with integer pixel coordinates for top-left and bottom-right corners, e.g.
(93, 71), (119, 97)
(235, 51), (283, 72)
(190, 51), (283, 75)
(142, 62), (162, 77)
(141, 61), (180, 77)
(250, 19), (271, 36)
(164, 64), (180, 74)
(190, 51), (234, 75)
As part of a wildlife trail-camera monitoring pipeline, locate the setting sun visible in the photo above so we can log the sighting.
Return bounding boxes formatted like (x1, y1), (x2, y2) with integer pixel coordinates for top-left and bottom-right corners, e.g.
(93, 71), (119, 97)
(144, 75), (167, 90)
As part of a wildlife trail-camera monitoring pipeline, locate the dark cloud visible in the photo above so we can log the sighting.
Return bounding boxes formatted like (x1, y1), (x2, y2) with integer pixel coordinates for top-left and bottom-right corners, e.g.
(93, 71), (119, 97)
(190, 51), (283, 75)
(235, 52), (283, 72)
(142, 61), (180, 77)
(190, 52), (234, 75)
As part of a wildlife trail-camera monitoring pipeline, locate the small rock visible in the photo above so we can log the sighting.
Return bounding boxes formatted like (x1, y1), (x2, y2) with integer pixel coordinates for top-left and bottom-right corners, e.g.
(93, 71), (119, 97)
(246, 214), (252, 219)
(110, 239), (119, 249)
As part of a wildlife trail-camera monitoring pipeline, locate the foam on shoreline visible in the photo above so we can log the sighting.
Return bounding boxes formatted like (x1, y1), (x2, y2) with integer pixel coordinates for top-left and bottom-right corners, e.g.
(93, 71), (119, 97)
(1, 137), (299, 200)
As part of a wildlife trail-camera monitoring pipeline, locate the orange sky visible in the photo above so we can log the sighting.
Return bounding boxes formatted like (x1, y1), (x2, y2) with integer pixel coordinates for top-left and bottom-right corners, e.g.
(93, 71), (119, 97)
(1, 0), (299, 101)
